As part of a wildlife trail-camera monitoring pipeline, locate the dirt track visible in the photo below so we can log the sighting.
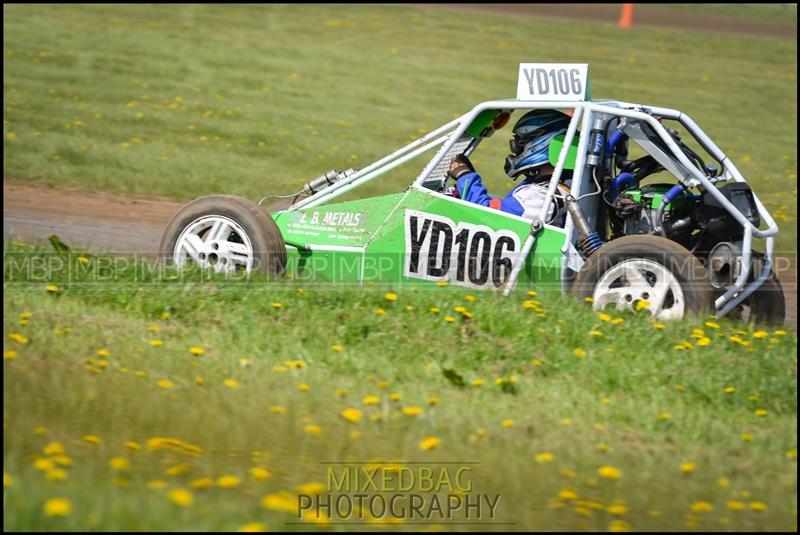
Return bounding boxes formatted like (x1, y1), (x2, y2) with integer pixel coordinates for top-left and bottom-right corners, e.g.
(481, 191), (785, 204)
(3, 181), (796, 326)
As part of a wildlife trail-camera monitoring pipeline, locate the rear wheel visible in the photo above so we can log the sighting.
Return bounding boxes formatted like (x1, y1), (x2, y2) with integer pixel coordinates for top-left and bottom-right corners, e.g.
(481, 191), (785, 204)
(159, 195), (286, 275)
(572, 235), (712, 320)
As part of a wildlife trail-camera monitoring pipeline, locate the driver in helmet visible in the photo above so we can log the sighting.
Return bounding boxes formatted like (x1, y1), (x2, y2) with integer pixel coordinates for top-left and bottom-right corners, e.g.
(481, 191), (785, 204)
(448, 109), (576, 225)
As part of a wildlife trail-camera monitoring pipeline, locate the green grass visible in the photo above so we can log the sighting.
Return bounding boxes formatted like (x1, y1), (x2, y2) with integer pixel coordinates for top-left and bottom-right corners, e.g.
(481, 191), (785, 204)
(3, 244), (797, 530)
(655, 4), (797, 25)
(2, 4), (797, 253)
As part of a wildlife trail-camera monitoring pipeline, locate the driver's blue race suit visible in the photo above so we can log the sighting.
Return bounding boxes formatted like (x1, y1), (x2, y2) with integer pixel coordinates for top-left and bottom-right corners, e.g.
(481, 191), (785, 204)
(454, 171), (565, 224)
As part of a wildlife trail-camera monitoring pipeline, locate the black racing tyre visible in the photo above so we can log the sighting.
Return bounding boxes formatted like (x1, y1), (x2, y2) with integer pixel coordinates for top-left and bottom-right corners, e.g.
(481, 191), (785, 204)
(572, 235), (712, 319)
(159, 195), (286, 275)
(724, 253), (786, 326)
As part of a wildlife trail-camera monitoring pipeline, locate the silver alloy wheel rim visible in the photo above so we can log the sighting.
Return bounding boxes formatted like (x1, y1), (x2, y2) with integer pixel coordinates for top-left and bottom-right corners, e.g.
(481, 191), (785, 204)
(173, 215), (254, 273)
(592, 259), (686, 320)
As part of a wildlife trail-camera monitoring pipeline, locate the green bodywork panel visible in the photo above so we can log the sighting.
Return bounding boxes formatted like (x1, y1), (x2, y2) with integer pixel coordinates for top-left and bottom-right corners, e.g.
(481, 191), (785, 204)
(271, 188), (566, 289)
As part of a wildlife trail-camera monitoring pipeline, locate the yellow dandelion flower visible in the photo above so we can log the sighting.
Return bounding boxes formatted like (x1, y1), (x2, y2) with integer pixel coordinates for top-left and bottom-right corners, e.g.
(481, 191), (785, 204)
(724, 386), (735, 394)
(652, 322), (666, 329)
(374, 307), (386, 315)
(304, 424), (321, 435)
(34, 458), (54, 471)
(657, 412), (671, 421)
(109, 457), (130, 471)
(4, 350), (18, 360)
(239, 523), (267, 532)
(45, 468), (67, 481)
(598, 466), (622, 480)
(263, 492), (297, 512)
(607, 503), (628, 515)
(53, 455), (72, 467)
(147, 325), (161, 332)
(168, 488), (193, 507)
(704, 321), (720, 329)
(472, 379), (484, 387)
(786, 449), (796, 459)
(749, 501), (768, 512)
(190, 477), (213, 489)
(597, 312), (612, 322)
(429, 307), (440, 314)
(589, 330), (603, 337)
(427, 395), (440, 406)
(635, 300), (650, 311)
(341, 408), (362, 423)
(535, 452), (554, 463)
(223, 379), (239, 390)
(46, 284), (60, 293)
(149, 339), (164, 347)
(402, 406), (424, 416)
(465, 294), (477, 301)
(165, 464), (191, 476)
(157, 379), (174, 389)
(296, 481), (325, 495)
(444, 315), (455, 322)
(583, 296), (594, 303)
(726, 500), (746, 511)
(384, 292), (398, 301)
(146, 480), (169, 490)
(297, 383), (310, 392)
(419, 436), (440, 450)
(773, 330), (787, 336)
(501, 419), (514, 428)
(741, 433), (753, 442)
(249, 467), (271, 481)
(573, 348), (587, 357)
(335, 388), (348, 398)
(9, 333), (29, 345)
(680, 462), (696, 474)
(558, 489), (578, 500)
(83, 435), (101, 445)
(217, 475), (241, 489)
(4, 473), (11, 487)
(43, 442), (65, 456)
(270, 406), (286, 414)
(189, 346), (205, 356)
(331, 344), (343, 352)
(754, 409), (768, 417)
(752, 330), (768, 339)
(690, 501), (714, 513)
(362, 395), (380, 405)
(531, 359), (542, 367)
(609, 519), (631, 532)
(717, 478), (730, 488)
(697, 337), (711, 346)
(43, 498), (72, 517)
(271, 302), (283, 309)
(435, 280), (448, 287)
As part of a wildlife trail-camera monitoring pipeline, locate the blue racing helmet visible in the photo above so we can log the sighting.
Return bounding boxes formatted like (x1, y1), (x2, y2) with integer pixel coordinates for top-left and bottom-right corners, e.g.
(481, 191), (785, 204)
(504, 110), (571, 180)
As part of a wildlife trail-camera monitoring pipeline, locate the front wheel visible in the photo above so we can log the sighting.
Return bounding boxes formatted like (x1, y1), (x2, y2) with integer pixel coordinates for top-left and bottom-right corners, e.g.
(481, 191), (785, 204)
(159, 195), (287, 275)
(572, 235), (712, 320)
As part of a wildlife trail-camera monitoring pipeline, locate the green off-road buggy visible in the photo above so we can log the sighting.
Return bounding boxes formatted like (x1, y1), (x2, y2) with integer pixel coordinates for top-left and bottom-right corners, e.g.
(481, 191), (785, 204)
(160, 64), (785, 324)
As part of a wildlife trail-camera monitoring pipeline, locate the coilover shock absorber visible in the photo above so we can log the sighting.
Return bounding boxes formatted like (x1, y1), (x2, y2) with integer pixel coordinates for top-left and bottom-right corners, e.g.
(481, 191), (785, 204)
(565, 195), (603, 257)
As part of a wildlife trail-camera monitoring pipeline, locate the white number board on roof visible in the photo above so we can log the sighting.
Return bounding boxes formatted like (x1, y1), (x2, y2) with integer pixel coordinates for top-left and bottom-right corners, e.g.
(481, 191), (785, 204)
(517, 63), (589, 101)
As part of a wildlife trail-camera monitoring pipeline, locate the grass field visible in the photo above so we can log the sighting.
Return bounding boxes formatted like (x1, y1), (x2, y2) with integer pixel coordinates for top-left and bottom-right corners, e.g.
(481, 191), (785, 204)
(2, 4), (797, 252)
(3, 244), (797, 531)
(3, 4), (798, 532)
